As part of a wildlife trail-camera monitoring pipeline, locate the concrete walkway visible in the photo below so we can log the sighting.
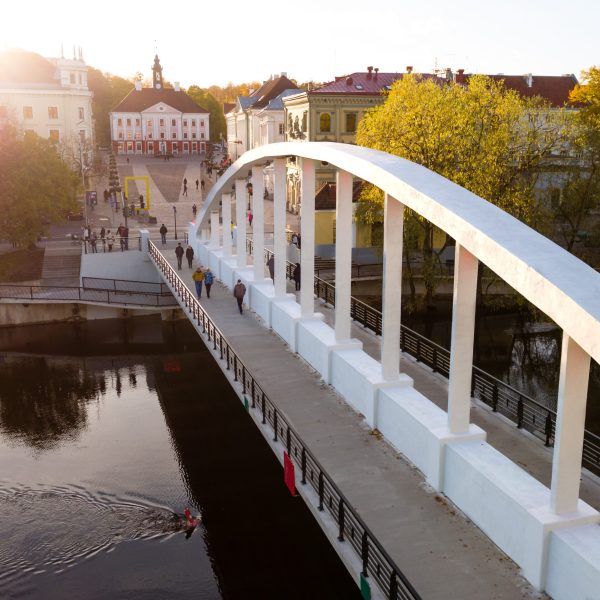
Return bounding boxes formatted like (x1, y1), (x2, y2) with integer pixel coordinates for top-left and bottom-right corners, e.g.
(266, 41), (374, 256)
(157, 247), (546, 600)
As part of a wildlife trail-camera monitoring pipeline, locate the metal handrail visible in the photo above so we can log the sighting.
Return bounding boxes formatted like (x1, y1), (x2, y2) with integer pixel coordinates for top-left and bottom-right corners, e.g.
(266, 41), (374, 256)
(82, 277), (171, 295)
(252, 243), (600, 476)
(148, 239), (421, 600)
(0, 283), (178, 307)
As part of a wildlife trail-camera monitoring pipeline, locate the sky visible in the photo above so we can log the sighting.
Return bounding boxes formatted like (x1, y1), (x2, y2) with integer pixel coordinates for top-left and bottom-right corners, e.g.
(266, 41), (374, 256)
(1, 0), (597, 88)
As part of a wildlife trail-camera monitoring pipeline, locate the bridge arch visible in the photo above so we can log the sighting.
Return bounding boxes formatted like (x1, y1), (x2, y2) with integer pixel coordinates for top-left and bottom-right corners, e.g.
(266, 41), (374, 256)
(189, 142), (600, 591)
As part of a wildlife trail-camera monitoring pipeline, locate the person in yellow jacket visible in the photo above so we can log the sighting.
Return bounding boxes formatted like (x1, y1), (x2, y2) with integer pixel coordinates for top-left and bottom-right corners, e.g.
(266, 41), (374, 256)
(192, 267), (205, 298)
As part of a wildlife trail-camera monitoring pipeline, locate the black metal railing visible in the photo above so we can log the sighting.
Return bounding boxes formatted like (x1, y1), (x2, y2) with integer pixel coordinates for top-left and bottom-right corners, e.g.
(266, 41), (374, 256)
(250, 242), (600, 476)
(82, 236), (142, 254)
(82, 277), (171, 295)
(148, 239), (421, 600)
(0, 283), (178, 307)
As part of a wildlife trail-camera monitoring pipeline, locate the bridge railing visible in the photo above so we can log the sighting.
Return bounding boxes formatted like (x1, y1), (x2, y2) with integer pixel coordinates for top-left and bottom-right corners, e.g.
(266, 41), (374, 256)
(149, 239), (421, 600)
(255, 246), (600, 476)
(0, 283), (178, 307)
(82, 277), (171, 295)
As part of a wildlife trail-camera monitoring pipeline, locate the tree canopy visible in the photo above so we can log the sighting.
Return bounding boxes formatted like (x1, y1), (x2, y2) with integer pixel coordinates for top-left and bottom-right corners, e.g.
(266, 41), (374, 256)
(0, 128), (79, 246)
(186, 86), (226, 143)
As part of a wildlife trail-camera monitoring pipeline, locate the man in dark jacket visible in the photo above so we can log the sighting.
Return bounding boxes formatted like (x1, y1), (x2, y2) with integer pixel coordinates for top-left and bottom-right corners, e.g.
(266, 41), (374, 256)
(185, 245), (194, 268)
(160, 223), (168, 244)
(233, 279), (246, 314)
(175, 243), (184, 270)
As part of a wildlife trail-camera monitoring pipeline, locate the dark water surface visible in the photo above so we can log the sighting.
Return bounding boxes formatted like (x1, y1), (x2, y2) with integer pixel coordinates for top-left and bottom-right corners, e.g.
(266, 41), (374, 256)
(0, 318), (361, 599)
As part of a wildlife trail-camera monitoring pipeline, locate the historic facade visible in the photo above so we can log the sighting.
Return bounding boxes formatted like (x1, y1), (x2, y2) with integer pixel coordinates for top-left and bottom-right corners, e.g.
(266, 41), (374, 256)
(0, 48), (94, 163)
(110, 56), (210, 156)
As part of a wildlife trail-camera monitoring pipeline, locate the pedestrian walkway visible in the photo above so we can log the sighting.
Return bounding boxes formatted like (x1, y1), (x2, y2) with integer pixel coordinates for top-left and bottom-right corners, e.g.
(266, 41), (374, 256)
(155, 246), (545, 600)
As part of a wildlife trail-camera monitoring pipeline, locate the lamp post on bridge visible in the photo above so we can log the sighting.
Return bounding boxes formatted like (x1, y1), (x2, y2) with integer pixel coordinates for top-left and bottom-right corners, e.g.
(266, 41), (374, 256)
(173, 205), (178, 240)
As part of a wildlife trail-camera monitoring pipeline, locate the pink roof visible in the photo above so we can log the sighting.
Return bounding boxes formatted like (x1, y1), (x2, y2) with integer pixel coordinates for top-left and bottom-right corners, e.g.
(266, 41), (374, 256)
(310, 72), (442, 95)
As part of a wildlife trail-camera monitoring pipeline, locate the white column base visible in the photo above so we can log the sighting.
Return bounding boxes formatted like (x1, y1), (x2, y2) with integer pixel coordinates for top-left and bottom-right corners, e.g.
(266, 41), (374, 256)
(270, 296), (324, 352)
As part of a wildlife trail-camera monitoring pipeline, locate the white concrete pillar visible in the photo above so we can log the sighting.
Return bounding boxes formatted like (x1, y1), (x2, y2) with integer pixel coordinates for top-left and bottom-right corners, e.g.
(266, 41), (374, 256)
(273, 159), (286, 296)
(381, 195), (404, 380)
(300, 159), (315, 316)
(447, 244), (478, 434)
(334, 170), (353, 342)
(210, 210), (219, 247)
(550, 335), (591, 514)
(252, 166), (265, 280)
(235, 179), (247, 267)
(139, 229), (150, 261)
(222, 193), (232, 256)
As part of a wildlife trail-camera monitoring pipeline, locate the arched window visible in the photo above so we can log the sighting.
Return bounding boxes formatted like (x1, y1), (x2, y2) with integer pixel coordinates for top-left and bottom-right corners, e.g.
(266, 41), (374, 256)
(319, 113), (331, 132)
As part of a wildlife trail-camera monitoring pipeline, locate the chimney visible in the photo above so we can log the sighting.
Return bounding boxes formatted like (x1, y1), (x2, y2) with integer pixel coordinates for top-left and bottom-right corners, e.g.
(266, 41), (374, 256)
(406, 66), (413, 74)
(135, 80), (142, 91)
(374, 67), (379, 78)
(525, 73), (533, 88)
(174, 81), (180, 92)
(346, 76), (353, 85)
(445, 68), (453, 81)
(367, 66), (373, 79)
(455, 68), (465, 84)
(280, 72), (287, 78)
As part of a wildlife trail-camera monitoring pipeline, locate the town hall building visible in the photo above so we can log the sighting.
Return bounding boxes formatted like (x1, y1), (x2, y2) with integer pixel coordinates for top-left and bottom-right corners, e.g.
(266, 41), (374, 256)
(110, 56), (210, 156)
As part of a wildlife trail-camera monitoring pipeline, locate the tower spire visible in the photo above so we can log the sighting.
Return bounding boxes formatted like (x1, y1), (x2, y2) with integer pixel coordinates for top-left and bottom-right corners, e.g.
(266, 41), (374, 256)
(152, 54), (163, 89)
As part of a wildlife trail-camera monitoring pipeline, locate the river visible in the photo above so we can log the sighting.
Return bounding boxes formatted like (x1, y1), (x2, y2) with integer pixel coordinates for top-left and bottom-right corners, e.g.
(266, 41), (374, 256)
(0, 317), (361, 599)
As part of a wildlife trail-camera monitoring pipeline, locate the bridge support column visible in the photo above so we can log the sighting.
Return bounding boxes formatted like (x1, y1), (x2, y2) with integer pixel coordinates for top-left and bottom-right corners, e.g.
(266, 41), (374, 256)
(551, 335), (591, 514)
(381, 194), (403, 380)
(235, 179), (247, 268)
(210, 211), (219, 247)
(222, 193), (232, 257)
(334, 169), (353, 342)
(447, 244), (478, 434)
(252, 166), (265, 281)
(273, 158), (287, 297)
(139, 229), (150, 261)
(300, 159), (315, 317)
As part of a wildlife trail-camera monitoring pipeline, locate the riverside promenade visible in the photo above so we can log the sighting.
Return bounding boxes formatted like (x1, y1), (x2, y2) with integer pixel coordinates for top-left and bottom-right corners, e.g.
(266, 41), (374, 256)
(155, 246), (545, 600)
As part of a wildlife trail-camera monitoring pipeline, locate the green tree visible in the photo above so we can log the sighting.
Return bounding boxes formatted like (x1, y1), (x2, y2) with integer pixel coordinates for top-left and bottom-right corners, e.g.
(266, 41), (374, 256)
(0, 128), (79, 246)
(355, 75), (566, 305)
(186, 86), (226, 142)
(87, 67), (134, 147)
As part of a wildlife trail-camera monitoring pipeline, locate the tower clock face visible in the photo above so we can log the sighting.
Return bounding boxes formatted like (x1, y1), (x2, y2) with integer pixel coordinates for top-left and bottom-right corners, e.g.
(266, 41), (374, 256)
(156, 83), (162, 89)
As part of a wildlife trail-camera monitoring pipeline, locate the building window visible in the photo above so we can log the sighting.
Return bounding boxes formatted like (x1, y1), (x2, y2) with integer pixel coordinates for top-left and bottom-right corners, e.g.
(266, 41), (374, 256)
(200, 120), (204, 127)
(78, 107), (84, 120)
(172, 133), (177, 139)
(159, 118), (164, 126)
(127, 131), (132, 139)
(118, 132), (123, 139)
(126, 118), (131, 126)
(160, 133), (165, 139)
(48, 106), (59, 119)
(49, 129), (60, 142)
(118, 118), (122, 126)
(147, 120), (152, 128)
(148, 132), (153, 139)
(345, 112), (357, 133)
(183, 132), (188, 139)
(135, 132), (141, 139)
(192, 133), (196, 139)
(79, 130), (85, 142)
(171, 119), (176, 127)
(23, 106), (33, 119)
(135, 118), (140, 127)
(70, 73), (75, 84)
(319, 113), (331, 132)
(183, 119), (187, 127)
(191, 120), (196, 127)
(200, 133), (205, 139)
(278, 123), (284, 135)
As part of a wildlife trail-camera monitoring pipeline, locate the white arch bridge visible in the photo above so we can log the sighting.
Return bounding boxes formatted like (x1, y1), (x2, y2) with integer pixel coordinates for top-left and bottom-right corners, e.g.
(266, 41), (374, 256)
(153, 142), (600, 599)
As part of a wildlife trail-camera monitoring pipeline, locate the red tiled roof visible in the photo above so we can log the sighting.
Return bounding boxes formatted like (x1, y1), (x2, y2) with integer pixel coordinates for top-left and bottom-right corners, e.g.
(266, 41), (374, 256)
(112, 87), (208, 113)
(223, 102), (235, 114)
(315, 181), (364, 210)
(485, 74), (577, 107)
(310, 72), (444, 95)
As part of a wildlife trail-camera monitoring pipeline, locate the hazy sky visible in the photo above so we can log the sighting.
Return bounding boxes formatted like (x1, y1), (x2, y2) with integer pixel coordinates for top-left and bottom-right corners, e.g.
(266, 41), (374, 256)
(2, 0), (597, 87)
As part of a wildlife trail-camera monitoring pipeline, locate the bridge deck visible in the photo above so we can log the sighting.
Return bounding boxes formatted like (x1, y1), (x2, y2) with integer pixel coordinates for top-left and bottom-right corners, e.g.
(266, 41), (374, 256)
(156, 249), (549, 600)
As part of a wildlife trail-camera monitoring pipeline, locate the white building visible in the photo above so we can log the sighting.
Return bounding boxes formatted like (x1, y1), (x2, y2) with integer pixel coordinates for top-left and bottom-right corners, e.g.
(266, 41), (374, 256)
(110, 56), (210, 156)
(0, 48), (94, 162)
(225, 74), (299, 160)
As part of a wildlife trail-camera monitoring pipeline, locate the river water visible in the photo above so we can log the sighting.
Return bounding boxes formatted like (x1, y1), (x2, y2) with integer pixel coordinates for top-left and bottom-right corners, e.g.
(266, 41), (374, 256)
(0, 317), (361, 599)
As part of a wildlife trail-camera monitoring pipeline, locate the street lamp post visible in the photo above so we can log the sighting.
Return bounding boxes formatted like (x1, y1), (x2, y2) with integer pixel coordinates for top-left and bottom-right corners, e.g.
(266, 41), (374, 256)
(173, 205), (178, 240)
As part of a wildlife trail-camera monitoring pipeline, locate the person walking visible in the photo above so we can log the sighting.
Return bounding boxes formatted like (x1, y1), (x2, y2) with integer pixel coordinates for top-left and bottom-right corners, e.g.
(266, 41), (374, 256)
(175, 243), (184, 270)
(266, 255), (274, 280)
(192, 204), (197, 218)
(293, 263), (301, 291)
(203, 268), (214, 298)
(247, 210), (253, 227)
(201, 179), (205, 192)
(192, 267), (204, 298)
(233, 279), (246, 314)
(107, 230), (114, 252)
(90, 231), (98, 253)
(160, 223), (168, 244)
(183, 177), (188, 197)
(195, 179), (199, 191)
(185, 244), (194, 268)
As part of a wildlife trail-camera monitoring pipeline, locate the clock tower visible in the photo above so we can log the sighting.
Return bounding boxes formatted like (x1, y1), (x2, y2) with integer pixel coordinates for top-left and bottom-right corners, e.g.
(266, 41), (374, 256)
(152, 55), (163, 89)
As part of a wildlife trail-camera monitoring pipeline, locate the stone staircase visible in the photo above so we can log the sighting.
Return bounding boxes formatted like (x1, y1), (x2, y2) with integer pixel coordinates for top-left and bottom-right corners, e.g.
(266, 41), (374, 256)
(41, 242), (81, 287)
